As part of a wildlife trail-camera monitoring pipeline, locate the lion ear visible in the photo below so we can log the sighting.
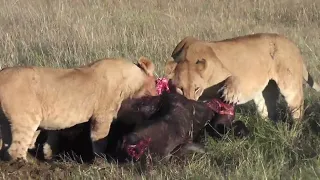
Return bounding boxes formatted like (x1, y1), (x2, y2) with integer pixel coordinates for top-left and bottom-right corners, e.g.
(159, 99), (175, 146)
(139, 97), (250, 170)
(172, 36), (198, 60)
(165, 59), (177, 79)
(137, 56), (155, 76)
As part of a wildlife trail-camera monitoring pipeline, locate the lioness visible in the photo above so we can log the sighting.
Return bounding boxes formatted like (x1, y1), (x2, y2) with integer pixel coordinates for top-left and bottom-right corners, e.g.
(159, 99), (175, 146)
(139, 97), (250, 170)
(0, 56), (157, 162)
(165, 33), (320, 121)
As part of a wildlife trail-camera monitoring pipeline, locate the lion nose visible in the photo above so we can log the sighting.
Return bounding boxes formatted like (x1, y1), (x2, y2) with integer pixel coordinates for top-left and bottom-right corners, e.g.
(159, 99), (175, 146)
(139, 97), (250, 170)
(187, 90), (196, 100)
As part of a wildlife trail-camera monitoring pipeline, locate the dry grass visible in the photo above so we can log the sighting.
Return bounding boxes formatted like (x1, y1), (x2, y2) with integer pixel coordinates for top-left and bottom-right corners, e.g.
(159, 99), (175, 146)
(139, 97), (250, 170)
(0, 0), (320, 179)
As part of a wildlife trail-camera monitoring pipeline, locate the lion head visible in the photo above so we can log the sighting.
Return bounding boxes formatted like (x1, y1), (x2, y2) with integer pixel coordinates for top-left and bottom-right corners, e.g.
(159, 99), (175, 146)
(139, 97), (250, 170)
(133, 57), (158, 98)
(165, 42), (231, 101)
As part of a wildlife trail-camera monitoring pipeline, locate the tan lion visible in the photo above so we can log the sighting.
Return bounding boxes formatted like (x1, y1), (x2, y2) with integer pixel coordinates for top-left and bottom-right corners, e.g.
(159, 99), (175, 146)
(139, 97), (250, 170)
(165, 33), (320, 121)
(0, 56), (157, 162)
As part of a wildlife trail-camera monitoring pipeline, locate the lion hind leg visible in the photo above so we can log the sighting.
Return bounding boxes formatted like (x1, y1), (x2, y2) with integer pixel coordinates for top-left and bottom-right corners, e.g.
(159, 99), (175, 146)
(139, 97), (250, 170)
(278, 82), (304, 121)
(284, 90), (304, 120)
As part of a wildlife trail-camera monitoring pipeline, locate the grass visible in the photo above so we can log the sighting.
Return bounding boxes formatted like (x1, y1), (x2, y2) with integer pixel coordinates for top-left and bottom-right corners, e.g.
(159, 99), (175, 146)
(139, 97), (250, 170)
(0, 0), (320, 179)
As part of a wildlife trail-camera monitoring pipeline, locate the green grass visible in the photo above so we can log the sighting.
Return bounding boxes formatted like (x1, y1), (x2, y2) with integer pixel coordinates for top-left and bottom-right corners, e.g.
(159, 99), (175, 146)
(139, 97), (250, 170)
(0, 0), (320, 179)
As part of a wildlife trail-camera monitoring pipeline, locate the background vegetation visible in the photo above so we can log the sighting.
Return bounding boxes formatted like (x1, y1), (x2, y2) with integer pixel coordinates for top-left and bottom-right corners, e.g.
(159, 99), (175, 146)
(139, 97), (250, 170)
(0, 0), (320, 179)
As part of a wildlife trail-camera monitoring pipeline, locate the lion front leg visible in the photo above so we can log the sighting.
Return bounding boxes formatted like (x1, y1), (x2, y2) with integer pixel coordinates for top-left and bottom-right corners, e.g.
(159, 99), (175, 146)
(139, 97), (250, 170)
(90, 113), (114, 158)
(220, 76), (268, 105)
(43, 131), (59, 160)
(219, 76), (244, 104)
(6, 117), (40, 162)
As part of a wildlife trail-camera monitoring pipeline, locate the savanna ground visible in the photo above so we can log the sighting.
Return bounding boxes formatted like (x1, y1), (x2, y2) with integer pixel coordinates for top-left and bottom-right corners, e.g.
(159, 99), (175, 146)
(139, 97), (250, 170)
(0, 0), (320, 179)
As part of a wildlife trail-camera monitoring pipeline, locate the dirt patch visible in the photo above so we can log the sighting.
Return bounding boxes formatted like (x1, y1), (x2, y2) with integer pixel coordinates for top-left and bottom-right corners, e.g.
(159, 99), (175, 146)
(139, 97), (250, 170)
(0, 159), (89, 180)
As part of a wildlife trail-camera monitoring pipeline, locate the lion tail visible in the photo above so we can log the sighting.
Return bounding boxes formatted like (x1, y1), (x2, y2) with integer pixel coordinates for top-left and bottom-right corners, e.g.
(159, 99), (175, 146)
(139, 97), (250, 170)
(302, 63), (320, 92)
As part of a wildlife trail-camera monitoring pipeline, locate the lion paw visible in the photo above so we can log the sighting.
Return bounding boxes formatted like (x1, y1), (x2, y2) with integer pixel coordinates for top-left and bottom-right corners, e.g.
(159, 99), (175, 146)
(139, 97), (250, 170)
(43, 143), (53, 160)
(219, 77), (242, 104)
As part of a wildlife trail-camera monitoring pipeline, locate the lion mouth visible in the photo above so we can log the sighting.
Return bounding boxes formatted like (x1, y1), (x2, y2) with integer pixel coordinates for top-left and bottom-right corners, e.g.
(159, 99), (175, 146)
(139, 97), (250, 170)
(155, 78), (170, 95)
(155, 77), (235, 116)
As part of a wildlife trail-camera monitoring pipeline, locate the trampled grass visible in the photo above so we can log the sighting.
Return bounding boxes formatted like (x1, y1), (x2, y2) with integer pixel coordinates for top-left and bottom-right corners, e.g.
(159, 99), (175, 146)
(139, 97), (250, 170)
(0, 0), (320, 179)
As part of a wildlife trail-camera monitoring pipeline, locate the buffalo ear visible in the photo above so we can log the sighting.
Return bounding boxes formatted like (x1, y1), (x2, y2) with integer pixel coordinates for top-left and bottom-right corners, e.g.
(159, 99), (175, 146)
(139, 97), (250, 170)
(137, 56), (155, 76)
(164, 59), (177, 79)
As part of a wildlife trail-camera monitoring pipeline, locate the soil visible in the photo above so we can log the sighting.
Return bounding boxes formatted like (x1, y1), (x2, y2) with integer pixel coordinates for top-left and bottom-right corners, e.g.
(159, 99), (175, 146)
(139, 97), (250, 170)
(0, 158), (84, 180)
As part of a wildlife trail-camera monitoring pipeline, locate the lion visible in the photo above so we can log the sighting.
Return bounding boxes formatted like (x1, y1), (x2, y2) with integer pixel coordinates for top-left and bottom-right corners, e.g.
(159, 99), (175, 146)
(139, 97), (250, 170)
(0, 56), (157, 162)
(165, 33), (320, 121)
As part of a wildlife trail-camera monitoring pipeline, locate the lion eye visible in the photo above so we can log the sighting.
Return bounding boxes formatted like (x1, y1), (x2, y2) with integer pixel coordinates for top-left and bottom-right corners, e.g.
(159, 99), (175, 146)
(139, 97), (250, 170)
(195, 87), (200, 93)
